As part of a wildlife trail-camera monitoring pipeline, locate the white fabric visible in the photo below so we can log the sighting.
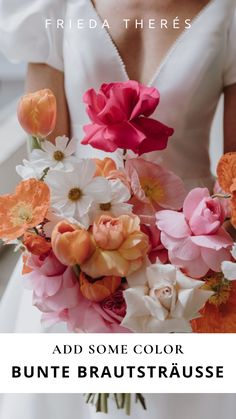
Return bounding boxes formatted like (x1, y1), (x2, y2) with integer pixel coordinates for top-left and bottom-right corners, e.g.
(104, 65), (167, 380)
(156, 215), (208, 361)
(0, 0), (236, 417)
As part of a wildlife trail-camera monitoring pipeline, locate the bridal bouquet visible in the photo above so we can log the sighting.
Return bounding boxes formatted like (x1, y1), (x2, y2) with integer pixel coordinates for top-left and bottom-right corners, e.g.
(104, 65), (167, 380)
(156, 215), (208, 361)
(0, 81), (236, 414)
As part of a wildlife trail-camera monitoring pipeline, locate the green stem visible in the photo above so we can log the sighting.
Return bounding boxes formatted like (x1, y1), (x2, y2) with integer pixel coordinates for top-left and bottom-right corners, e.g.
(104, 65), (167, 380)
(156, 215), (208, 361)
(28, 136), (42, 151)
(124, 394), (131, 416)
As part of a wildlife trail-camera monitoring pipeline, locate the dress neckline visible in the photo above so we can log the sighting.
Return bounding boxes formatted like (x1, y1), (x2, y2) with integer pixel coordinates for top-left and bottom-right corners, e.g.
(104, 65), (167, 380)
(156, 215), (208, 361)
(87, 0), (217, 86)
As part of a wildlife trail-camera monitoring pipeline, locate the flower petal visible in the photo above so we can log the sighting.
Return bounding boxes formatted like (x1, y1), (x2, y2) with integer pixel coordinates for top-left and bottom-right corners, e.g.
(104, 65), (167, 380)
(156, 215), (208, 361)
(183, 188), (209, 221)
(156, 210), (191, 238)
(222, 261), (236, 280)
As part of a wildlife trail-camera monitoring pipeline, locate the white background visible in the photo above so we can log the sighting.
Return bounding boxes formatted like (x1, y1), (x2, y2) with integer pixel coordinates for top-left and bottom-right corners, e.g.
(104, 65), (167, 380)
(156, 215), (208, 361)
(0, 333), (235, 393)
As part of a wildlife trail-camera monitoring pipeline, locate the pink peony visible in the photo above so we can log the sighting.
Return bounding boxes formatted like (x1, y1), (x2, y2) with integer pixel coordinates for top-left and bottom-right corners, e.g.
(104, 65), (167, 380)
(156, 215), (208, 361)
(23, 251), (79, 313)
(40, 285), (130, 333)
(66, 289), (130, 333)
(126, 158), (186, 224)
(81, 81), (174, 155)
(156, 188), (233, 278)
(27, 251), (66, 277)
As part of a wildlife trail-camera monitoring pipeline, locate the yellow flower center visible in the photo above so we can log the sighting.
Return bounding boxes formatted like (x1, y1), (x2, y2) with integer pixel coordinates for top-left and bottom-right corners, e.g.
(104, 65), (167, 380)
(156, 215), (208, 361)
(203, 273), (232, 306)
(10, 203), (33, 226)
(68, 187), (82, 202)
(100, 202), (112, 211)
(53, 150), (65, 161)
(140, 177), (165, 203)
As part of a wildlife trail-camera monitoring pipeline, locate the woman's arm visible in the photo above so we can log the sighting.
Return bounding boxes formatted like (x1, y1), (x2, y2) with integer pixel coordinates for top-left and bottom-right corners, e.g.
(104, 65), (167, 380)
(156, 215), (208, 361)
(224, 84), (236, 153)
(26, 63), (70, 141)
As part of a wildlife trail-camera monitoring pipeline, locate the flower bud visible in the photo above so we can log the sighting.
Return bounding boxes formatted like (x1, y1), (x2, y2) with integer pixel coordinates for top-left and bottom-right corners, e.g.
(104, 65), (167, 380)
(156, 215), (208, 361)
(17, 89), (57, 138)
(51, 221), (95, 266)
(79, 272), (121, 302)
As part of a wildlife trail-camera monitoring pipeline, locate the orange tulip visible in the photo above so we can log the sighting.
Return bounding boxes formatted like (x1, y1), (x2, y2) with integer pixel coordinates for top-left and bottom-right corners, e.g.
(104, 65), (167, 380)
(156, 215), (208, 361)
(17, 89), (57, 138)
(51, 220), (95, 266)
(23, 232), (51, 256)
(79, 272), (121, 302)
(94, 157), (117, 177)
(0, 179), (50, 240)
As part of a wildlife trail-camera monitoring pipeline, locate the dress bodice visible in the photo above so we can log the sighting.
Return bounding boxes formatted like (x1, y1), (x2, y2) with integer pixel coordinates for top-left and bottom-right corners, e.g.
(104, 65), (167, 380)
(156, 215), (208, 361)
(62, 0), (236, 190)
(0, 0), (236, 190)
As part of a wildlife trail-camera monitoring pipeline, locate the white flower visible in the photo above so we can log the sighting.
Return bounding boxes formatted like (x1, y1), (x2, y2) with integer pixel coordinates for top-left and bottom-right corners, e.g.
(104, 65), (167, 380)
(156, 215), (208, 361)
(16, 159), (45, 180)
(221, 243), (236, 281)
(45, 159), (110, 227)
(31, 136), (77, 171)
(89, 179), (132, 221)
(122, 264), (213, 333)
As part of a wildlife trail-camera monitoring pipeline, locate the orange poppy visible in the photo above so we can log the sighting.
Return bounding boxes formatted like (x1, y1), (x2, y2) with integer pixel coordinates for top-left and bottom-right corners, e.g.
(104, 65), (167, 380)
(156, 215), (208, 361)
(0, 179), (50, 240)
(23, 232), (52, 256)
(191, 273), (236, 333)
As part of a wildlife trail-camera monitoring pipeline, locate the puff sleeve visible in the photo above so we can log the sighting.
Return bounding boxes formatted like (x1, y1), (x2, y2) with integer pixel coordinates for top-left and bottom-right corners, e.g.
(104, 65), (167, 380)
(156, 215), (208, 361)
(0, 0), (65, 71)
(223, 8), (236, 87)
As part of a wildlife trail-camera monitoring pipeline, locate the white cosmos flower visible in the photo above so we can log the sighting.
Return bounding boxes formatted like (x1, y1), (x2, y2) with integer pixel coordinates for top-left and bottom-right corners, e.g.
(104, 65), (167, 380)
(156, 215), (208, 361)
(121, 263), (213, 333)
(221, 243), (236, 281)
(16, 159), (45, 180)
(31, 136), (77, 171)
(45, 159), (110, 227)
(89, 179), (132, 222)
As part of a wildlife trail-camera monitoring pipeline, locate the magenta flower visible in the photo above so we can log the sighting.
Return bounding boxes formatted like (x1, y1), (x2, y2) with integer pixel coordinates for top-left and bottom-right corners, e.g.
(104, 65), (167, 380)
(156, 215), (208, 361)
(81, 81), (174, 155)
(156, 188), (233, 278)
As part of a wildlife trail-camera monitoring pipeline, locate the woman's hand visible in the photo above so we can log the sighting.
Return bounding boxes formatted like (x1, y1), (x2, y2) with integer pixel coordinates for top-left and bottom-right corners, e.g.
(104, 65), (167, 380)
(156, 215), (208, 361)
(26, 63), (70, 142)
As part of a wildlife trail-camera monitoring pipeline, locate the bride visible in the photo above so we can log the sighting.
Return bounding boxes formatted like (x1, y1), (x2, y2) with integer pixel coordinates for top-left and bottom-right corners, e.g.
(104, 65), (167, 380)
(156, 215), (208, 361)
(0, 0), (236, 418)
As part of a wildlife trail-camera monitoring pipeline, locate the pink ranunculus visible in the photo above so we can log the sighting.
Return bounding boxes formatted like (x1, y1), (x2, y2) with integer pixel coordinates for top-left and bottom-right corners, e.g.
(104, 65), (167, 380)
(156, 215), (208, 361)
(156, 188), (233, 278)
(32, 267), (80, 313)
(23, 252), (79, 314)
(141, 224), (168, 264)
(101, 289), (127, 322)
(66, 289), (130, 333)
(81, 81), (174, 155)
(125, 158), (186, 224)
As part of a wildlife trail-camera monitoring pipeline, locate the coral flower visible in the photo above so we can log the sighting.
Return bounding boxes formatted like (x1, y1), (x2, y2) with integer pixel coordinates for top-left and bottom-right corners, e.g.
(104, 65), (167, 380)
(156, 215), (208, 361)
(51, 220), (95, 266)
(23, 232), (51, 256)
(17, 89), (57, 138)
(81, 215), (150, 278)
(79, 272), (121, 302)
(0, 179), (50, 240)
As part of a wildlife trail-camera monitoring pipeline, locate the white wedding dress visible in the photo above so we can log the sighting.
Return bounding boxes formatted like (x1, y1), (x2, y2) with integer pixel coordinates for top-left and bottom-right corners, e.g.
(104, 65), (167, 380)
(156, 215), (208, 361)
(0, 0), (236, 417)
